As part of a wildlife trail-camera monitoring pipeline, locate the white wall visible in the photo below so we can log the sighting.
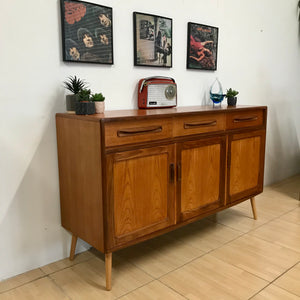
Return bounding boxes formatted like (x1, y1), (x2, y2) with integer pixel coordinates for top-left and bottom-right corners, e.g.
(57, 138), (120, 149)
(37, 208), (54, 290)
(1, 0), (300, 281)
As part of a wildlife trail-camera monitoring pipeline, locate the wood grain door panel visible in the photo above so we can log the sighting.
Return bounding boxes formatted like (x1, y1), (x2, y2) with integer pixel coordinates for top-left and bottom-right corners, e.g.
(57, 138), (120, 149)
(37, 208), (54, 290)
(178, 136), (226, 221)
(106, 145), (175, 247)
(228, 130), (266, 202)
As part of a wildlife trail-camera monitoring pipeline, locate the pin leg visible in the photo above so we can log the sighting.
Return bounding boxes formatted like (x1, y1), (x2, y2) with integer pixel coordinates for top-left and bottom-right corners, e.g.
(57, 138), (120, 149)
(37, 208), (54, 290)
(250, 197), (257, 220)
(69, 234), (78, 261)
(105, 252), (112, 291)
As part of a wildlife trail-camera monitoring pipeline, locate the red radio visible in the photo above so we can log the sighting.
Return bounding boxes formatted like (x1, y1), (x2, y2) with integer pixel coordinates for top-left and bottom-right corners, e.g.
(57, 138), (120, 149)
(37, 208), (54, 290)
(138, 76), (177, 109)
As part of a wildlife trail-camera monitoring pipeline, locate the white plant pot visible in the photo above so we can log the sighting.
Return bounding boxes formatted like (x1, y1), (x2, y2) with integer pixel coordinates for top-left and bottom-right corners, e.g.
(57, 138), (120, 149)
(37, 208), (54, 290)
(95, 102), (105, 114)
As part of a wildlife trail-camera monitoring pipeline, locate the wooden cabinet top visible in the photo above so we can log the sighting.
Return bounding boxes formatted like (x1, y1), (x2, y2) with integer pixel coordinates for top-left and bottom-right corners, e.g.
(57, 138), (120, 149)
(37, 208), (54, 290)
(56, 105), (267, 123)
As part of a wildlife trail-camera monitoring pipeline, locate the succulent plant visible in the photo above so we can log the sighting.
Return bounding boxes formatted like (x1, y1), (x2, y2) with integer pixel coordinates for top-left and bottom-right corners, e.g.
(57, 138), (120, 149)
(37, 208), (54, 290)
(225, 88), (239, 98)
(63, 75), (87, 94)
(78, 89), (91, 101)
(91, 93), (105, 102)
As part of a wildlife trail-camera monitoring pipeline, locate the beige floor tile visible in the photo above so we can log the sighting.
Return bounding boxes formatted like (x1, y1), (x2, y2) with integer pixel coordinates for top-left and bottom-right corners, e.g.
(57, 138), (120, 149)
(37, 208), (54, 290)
(50, 256), (152, 299)
(210, 235), (300, 281)
(0, 277), (68, 300)
(119, 280), (186, 300)
(208, 206), (269, 233)
(280, 208), (300, 225)
(40, 250), (94, 275)
(251, 284), (300, 300)
(168, 218), (243, 253)
(270, 175), (300, 200)
(255, 192), (299, 217)
(160, 254), (268, 300)
(274, 263), (300, 296)
(249, 219), (300, 253)
(0, 268), (45, 293)
(116, 234), (204, 278)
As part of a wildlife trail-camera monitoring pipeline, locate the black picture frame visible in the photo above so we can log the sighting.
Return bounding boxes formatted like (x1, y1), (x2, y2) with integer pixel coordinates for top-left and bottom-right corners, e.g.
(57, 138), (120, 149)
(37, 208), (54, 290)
(133, 12), (172, 68)
(187, 22), (218, 70)
(60, 0), (113, 64)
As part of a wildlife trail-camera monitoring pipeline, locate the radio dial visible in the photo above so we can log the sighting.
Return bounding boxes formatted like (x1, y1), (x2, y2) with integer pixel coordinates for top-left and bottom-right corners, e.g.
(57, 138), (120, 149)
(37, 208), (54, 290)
(165, 85), (176, 100)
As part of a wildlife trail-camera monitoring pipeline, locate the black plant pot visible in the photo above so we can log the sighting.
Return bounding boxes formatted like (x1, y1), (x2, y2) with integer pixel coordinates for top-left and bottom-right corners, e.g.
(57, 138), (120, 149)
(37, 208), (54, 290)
(227, 96), (237, 106)
(75, 101), (95, 115)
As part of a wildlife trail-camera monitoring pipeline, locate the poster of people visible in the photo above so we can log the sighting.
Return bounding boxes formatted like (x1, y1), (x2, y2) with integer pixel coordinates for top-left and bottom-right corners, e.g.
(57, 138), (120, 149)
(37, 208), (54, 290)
(134, 12), (172, 67)
(187, 22), (218, 70)
(61, 0), (113, 64)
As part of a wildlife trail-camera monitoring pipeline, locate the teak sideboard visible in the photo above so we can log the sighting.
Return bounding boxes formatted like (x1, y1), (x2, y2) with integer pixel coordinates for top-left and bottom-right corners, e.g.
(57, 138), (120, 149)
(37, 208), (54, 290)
(56, 105), (267, 290)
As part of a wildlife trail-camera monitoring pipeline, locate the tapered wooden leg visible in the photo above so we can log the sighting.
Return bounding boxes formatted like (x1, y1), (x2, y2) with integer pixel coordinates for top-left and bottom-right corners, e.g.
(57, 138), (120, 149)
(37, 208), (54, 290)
(250, 197), (257, 220)
(69, 234), (78, 261)
(105, 253), (112, 291)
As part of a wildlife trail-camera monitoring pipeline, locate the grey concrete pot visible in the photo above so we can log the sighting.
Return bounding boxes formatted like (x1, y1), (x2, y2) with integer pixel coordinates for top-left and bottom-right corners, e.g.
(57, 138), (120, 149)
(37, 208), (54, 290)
(75, 101), (95, 115)
(66, 94), (78, 113)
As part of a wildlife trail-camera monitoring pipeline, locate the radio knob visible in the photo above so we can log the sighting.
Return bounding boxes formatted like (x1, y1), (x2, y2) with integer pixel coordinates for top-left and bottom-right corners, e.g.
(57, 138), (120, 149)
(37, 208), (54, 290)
(165, 85), (176, 100)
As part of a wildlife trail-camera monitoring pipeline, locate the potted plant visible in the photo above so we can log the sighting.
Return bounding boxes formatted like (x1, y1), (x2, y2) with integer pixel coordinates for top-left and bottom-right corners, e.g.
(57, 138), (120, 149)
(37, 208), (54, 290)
(63, 75), (88, 113)
(225, 88), (239, 106)
(75, 89), (95, 115)
(91, 93), (105, 113)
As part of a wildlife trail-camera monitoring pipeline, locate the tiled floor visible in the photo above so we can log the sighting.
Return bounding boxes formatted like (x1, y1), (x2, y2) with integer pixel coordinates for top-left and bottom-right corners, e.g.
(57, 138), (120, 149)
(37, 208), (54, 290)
(1, 175), (299, 299)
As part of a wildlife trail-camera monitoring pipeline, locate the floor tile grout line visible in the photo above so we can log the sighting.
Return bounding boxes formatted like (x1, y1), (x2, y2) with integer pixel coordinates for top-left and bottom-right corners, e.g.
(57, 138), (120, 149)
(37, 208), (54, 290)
(157, 280), (189, 300)
(0, 256), (94, 295)
(154, 212), (299, 284)
(44, 255), (95, 276)
(247, 282), (273, 300)
(155, 228), (253, 281)
(212, 201), (300, 237)
(247, 260), (300, 299)
(114, 278), (156, 299)
(0, 274), (48, 295)
(116, 221), (247, 283)
(47, 275), (73, 300)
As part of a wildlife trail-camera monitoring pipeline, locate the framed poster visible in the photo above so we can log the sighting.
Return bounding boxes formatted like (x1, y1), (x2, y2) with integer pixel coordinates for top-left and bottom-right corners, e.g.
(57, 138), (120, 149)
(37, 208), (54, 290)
(187, 22), (218, 70)
(60, 0), (113, 64)
(133, 12), (172, 67)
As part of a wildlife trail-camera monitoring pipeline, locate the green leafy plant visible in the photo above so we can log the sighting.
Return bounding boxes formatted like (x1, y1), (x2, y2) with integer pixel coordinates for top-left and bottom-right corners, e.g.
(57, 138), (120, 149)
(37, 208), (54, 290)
(63, 75), (87, 94)
(78, 89), (91, 101)
(91, 93), (105, 102)
(225, 88), (239, 98)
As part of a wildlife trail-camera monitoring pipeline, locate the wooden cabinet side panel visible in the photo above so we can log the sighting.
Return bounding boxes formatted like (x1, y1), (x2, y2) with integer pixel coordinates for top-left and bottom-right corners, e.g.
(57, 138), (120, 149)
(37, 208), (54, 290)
(56, 116), (104, 252)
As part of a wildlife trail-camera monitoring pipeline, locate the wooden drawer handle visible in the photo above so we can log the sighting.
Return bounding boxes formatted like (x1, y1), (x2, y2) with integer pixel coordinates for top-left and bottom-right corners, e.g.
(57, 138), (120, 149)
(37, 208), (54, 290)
(117, 126), (162, 137)
(184, 120), (217, 129)
(233, 116), (258, 123)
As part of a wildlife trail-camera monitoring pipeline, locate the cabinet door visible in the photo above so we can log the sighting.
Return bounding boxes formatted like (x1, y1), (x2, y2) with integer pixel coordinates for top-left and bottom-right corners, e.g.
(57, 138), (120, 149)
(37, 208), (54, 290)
(177, 136), (226, 221)
(227, 130), (266, 203)
(106, 145), (175, 248)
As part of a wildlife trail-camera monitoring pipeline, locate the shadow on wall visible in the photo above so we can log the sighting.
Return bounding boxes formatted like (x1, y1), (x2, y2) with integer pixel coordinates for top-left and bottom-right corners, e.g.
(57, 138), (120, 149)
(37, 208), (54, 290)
(265, 101), (300, 185)
(0, 96), (90, 281)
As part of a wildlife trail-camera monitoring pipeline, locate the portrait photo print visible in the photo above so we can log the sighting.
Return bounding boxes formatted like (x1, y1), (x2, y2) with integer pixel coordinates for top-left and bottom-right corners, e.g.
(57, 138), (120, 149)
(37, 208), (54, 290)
(133, 12), (172, 67)
(60, 0), (113, 64)
(187, 22), (218, 70)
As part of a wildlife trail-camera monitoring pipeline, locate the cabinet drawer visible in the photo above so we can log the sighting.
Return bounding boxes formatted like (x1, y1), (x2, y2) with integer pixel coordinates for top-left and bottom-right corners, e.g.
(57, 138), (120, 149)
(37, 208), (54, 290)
(227, 110), (264, 130)
(174, 113), (225, 137)
(104, 118), (173, 147)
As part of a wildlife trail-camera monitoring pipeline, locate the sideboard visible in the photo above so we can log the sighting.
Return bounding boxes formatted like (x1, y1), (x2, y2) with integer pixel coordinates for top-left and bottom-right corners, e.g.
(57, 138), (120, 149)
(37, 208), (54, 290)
(56, 105), (267, 290)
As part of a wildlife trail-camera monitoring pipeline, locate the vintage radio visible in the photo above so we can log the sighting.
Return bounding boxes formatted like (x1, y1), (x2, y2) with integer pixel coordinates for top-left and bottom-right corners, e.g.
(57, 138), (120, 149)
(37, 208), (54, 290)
(138, 76), (177, 109)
